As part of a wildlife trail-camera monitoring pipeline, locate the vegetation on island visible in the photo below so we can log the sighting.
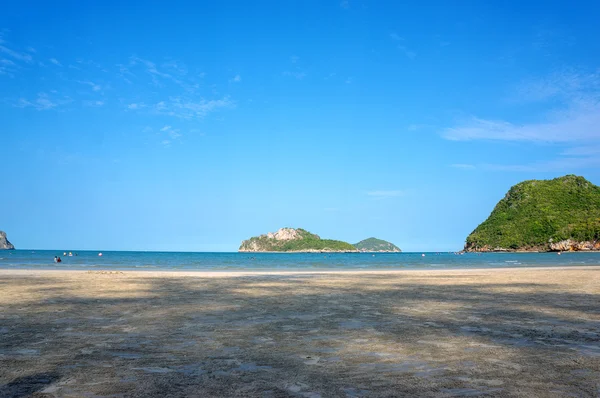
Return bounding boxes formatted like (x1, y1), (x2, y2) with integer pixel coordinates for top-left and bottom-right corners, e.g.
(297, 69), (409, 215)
(465, 175), (600, 251)
(239, 228), (357, 252)
(354, 237), (401, 252)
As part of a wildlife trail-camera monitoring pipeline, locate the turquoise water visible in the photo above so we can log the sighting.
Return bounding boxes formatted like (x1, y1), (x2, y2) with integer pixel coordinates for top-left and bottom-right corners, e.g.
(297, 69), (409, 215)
(1, 250), (599, 271)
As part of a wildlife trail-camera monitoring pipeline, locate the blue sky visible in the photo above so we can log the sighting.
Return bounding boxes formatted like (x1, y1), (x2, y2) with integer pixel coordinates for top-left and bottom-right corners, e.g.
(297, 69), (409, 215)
(2, 1), (600, 251)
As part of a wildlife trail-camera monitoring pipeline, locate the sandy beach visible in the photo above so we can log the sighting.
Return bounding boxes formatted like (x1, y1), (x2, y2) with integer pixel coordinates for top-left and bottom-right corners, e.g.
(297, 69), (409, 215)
(1, 267), (599, 397)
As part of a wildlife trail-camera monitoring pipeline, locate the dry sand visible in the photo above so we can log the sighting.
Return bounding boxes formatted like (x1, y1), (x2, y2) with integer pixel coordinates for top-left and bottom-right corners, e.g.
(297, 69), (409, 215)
(0, 267), (599, 397)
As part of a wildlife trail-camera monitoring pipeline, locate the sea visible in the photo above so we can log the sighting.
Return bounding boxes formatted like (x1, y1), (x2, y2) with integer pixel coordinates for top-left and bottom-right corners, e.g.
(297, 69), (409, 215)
(1, 250), (599, 271)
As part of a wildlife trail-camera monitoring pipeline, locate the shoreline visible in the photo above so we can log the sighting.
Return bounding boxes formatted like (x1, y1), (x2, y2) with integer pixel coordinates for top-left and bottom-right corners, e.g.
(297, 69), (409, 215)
(1, 264), (599, 277)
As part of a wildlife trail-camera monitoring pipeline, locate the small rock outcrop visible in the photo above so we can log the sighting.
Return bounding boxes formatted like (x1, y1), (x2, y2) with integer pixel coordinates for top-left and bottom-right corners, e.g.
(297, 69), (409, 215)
(0, 231), (15, 250)
(239, 228), (357, 252)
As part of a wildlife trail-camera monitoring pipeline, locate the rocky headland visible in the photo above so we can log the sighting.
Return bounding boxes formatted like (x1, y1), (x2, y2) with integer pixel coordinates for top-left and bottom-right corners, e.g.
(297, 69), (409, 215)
(0, 231), (15, 250)
(465, 175), (600, 252)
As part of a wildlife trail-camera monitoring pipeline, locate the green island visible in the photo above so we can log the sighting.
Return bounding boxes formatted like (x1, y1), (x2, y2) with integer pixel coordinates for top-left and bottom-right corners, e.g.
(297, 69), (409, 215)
(239, 228), (358, 252)
(465, 175), (600, 252)
(238, 228), (401, 252)
(354, 237), (401, 252)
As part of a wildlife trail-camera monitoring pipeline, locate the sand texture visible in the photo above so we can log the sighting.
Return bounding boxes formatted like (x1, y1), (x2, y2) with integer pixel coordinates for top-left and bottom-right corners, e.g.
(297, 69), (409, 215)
(1, 267), (599, 397)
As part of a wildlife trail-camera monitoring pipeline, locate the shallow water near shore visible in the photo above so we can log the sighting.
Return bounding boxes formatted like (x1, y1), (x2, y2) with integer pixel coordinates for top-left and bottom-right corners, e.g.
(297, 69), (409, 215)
(1, 250), (600, 271)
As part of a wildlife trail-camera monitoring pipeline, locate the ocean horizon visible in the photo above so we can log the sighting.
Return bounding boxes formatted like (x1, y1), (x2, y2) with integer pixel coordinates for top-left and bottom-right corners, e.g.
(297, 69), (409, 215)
(1, 249), (599, 271)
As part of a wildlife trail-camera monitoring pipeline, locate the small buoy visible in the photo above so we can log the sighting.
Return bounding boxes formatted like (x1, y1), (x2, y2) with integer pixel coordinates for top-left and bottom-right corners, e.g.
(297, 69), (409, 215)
(63, 252), (67, 256)
(557, 252), (561, 255)
(421, 253), (425, 257)
(98, 252), (103, 257)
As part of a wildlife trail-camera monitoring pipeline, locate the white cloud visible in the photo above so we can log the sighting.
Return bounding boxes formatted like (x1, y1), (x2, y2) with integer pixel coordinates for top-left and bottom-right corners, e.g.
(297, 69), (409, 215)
(15, 92), (69, 110)
(442, 102), (600, 143)
(512, 70), (600, 103)
(161, 139), (171, 146)
(130, 55), (179, 86)
(84, 100), (104, 107)
(398, 46), (416, 60)
(283, 71), (306, 79)
(481, 156), (600, 173)
(230, 74), (241, 83)
(77, 80), (102, 92)
(451, 164), (476, 170)
(49, 58), (62, 66)
(443, 70), (600, 143)
(0, 44), (33, 63)
(162, 60), (187, 76)
(152, 96), (233, 119)
(389, 33), (416, 59)
(127, 103), (145, 110)
(0, 58), (17, 75)
(367, 190), (405, 198)
(168, 130), (182, 139)
(160, 125), (172, 132)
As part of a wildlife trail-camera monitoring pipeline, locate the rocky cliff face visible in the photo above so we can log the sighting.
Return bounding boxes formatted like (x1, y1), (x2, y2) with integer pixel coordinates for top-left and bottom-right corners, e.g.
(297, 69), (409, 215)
(549, 239), (600, 252)
(0, 231), (15, 250)
(239, 228), (357, 252)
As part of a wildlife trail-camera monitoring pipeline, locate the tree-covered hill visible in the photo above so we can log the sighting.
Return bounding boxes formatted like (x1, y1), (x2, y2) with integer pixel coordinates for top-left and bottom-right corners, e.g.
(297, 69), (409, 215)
(239, 228), (357, 252)
(465, 175), (600, 252)
(354, 237), (401, 252)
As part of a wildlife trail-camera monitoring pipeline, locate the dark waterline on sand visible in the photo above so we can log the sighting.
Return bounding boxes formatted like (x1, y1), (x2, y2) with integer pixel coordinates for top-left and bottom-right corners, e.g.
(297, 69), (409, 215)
(1, 250), (599, 271)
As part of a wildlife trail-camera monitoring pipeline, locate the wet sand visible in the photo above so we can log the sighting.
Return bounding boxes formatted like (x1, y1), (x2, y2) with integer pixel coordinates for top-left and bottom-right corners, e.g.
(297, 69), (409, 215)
(1, 267), (599, 397)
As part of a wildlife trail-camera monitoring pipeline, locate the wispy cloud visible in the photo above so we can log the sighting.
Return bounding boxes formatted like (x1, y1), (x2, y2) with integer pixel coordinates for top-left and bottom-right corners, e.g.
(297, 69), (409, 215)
(151, 96), (234, 119)
(15, 92), (70, 110)
(49, 58), (62, 66)
(442, 101), (600, 143)
(159, 125), (182, 140)
(127, 102), (145, 110)
(481, 156), (600, 173)
(0, 44), (33, 63)
(230, 74), (241, 83)
(130, 55), (180, 86)
(77, 80), (102, 92)
(451, 164), (476, 170)
(340, 0), (349, 9)
(443, 70), (600, 143)
(283, 70), (306, 79)
(390, 33), (416, 60)
(367, 190), (405, 198)
(83, 100), (104, 107)
(0, 58), (18, 76)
